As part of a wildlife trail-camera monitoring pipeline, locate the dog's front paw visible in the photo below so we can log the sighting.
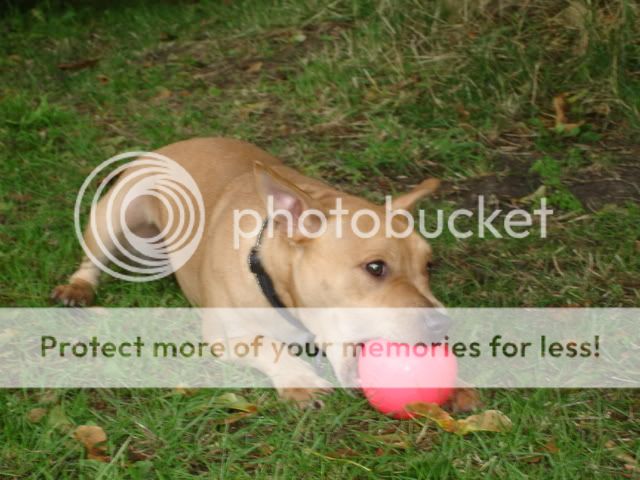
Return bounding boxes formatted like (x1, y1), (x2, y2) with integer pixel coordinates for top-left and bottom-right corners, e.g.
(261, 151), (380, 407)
(278, 386), (333, 409)
(275, 372), (333, 409)
(446, 388), (483, 413)
(50, 280), (95, 307)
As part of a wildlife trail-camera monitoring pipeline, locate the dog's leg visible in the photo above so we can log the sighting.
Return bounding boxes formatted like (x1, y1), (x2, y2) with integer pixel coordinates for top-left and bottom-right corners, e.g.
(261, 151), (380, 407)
(236, 337), (333, 408)
(51, 185), (153, 306)
(212, 334), (333, 408)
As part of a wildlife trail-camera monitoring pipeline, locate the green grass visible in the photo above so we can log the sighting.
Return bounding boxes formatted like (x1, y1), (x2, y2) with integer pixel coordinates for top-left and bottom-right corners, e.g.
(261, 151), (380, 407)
(1, 0), (639, 477)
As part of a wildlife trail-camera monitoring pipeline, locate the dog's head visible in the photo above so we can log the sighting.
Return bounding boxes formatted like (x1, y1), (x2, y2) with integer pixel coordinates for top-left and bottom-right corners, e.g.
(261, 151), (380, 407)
(255, 163), (450, 345)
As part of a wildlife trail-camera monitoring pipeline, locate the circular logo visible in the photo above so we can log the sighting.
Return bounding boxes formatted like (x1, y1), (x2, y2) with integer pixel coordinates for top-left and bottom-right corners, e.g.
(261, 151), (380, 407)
(74, 151), (205, 282)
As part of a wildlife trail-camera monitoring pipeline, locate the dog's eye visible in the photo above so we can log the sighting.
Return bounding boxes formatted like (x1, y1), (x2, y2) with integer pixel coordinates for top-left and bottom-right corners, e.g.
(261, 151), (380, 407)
(365, 260), (386, 278)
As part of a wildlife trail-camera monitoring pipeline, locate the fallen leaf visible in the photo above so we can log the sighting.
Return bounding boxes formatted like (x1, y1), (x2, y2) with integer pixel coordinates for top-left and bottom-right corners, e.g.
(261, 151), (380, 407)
(245, 61), (263, 74)
(407, 403), (512, 435)
(518, 185), (547, 204)
(457, 410), (513, 435)
(552, 93), (584, 132)
(173, 385), (197, 396)
(128, 445), (153, 462)
(213, 393), (257, 413)
(27, 407), (47, 423)
(153, 87), (172, 101)
(328, 448), (359, 458)
(210, 393), (258, 424)
(57, 58), (99, 71)
(553, 94), (569, 125)
(523, 455), (544, 464)
(211, 411), (255, 425)
(292, 32), (307, 43)
(237, 101), (269, 118)
(455, 103), (470, 120)
(74, 425), (110, 462)
(47, 405), (72, 432)
(407, 403), (456, 431)
(543, 440), (559, 454)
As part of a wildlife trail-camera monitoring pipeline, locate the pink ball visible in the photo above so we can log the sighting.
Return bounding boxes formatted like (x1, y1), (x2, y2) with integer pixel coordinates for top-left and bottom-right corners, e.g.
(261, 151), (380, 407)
(358, 339), (457, 419)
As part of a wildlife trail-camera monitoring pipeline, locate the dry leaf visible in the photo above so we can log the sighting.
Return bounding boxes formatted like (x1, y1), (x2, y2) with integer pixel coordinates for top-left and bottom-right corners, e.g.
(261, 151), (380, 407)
(457, 410), (513, 435)
(211, 411), (255, 425)
(214, 393), (257, 413)
(544, 440), (559, 454)
(74, 425), (110, 462)
(552, 94), (583, 132)
(237, 101), (269, 118)
(407, 403), (512, 436)
(246, 61), (263, 74)
(518, 185), (547, 205)
(292, 32), (307, 43)
(329, 448), (359, 458)
(523, 455), (544, 464)
(553, 94), (569, 125)
(153, 87), (172, 101)
(57, 58), (99, 71)
(211, 393), (258, 425)
(128, 445), (153, 462)
(173, 385), (197, 396)
(27, 407), (47, 423)
(407, 403), (457, 431)
(455, 103), (470, 120)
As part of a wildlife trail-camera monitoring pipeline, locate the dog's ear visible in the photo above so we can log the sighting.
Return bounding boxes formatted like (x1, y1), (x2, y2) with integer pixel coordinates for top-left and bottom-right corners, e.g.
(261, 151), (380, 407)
(391, 178), (440, 211)
(254, 162), (324, 240)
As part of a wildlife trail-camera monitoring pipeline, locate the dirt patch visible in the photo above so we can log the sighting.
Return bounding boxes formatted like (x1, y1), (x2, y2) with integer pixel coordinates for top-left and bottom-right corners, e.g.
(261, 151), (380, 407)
(439, 161), (640, 211)
(328, 152), (640, 212)
(567, 164), (640, 210)
(438, 172), (539, 208)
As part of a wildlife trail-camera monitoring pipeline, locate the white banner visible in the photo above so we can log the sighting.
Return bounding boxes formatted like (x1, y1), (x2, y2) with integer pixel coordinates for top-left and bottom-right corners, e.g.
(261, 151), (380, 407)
(0, 308), (637, 388)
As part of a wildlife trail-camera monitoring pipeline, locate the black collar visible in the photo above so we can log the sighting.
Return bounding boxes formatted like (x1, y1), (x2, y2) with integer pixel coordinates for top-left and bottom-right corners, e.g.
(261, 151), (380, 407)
(248, 218), (313, 338)
(248, 218), (288, 309)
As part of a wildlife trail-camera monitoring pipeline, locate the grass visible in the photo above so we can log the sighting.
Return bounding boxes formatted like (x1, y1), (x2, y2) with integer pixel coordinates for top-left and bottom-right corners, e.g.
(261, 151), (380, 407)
(1, 0), (639, 477)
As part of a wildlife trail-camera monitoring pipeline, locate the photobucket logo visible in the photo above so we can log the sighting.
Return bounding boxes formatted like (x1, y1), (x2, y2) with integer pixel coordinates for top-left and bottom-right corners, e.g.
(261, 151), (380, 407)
(233, 196), (553, 248)
(74, 152), (204, 282)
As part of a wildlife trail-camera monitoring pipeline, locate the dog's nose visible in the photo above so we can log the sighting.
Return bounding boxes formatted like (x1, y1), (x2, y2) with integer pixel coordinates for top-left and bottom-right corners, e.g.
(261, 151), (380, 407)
(424, 311), (452, 341)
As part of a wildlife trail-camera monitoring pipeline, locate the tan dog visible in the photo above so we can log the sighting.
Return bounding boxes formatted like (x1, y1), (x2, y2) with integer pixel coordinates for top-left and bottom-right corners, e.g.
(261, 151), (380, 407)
(52, 137), (478, 409)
